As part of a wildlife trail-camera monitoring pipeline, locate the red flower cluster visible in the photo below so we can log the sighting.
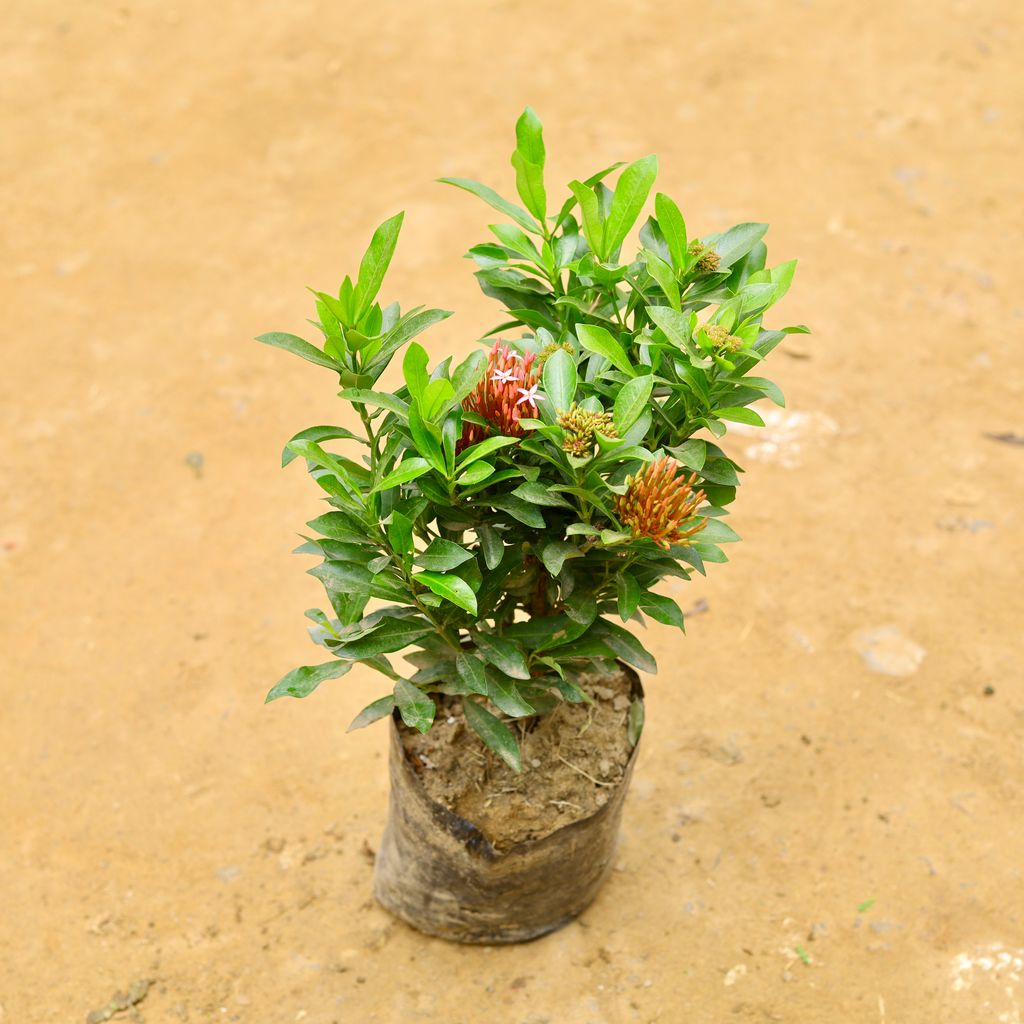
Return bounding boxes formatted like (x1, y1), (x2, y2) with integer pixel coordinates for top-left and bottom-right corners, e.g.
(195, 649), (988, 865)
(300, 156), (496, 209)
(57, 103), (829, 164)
(615, 457), (707, 549)
(459, 341), (540, 449)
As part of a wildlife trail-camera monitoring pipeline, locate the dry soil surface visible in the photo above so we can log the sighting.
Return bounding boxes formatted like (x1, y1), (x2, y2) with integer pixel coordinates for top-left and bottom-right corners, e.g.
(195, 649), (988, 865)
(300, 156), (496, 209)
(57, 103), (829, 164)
(2, 3), (1022, 1023)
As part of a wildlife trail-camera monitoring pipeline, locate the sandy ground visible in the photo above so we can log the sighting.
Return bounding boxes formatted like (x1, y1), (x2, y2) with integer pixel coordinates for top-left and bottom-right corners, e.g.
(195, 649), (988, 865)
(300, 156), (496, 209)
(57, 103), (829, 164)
(2, 2), (1022, 1021)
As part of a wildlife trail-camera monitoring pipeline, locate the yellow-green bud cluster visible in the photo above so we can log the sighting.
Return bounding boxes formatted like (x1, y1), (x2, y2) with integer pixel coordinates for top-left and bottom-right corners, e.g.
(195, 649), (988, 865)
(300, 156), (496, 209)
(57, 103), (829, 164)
(688, 240), (720, 274)
(557, 403), (617, 457)
(703, 323), (743, 353)
(536, 340), (575, 372)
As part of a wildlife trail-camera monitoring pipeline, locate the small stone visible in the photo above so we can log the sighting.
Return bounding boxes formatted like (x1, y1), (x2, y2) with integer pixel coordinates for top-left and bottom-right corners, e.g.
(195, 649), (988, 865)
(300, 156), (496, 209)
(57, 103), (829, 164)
(869, 919), (902, 934)
(724, 964), (747, 986)
(216, 865), (240, 883)
(854, 626), (926, 677)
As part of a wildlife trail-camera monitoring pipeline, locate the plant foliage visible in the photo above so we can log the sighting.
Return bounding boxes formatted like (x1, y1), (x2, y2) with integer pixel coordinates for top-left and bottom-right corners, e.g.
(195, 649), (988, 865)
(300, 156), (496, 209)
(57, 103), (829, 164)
(260, 109), (805, 769)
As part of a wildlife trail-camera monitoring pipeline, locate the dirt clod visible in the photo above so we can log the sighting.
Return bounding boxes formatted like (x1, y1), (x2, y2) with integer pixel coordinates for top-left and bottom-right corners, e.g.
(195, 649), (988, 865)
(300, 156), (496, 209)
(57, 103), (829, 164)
(85, 979), (152, 1024)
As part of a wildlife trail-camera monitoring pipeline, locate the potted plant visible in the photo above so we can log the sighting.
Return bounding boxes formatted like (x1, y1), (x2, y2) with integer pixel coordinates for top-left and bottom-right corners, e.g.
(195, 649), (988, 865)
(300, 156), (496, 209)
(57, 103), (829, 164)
(259, 109), (803, 943)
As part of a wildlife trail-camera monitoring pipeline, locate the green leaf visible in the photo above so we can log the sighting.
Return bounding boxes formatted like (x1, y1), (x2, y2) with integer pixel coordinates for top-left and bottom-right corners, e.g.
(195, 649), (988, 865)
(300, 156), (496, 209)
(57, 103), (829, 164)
(363, 308), (453, 379)
(549, 675), (591, 703)
(616, 573), (641, 621)
(647, 306), (702, 361)
(627, 698), (644, 747)
(415, 571), (477, 614)
(490, 222), (543, 266)
(394, 679), (435, 733)
(306, 511), (367, 542)
(511, 482), (574, 508)
(473, 632), (531, 680)
(419, 378), (455, 422)
(281, 425), (364, 467)
(485, 667), (535, 717)
(698, 519), (741, 543)
(604, 155), (658, 256)
(511, 106), (546, 222)
(701, 456), (740, 486)
(438, 177), (541, 235)
(456, 434), (521, 468)
(456, 461), (494, 486)
(718, 406), (765, 427)
(266, 660), (353, 702)
(386, 510), (413, 560)
(542, 347), (577, 413)
(346, 694), (395, 732)
(642, 248), (680, 310)
(693, 541), (728, 564)
(592, 618), (657, 674)
(538, 540), (580, 576)
(612, 374), (654, 435)
(667, 438), (707, 471)
(553, 161), (624, 231)
(333, 617), (434, 658)
(568, 179), (605, 258)
(743, 376), (785, 407)
(462, 699), (521, 772)
(486, 494), (546, 528)
(354, 211), (403, 319)
(706, 222), (769, 270)
(256, 332), (343, 373)
(455, 653), (489, 695)
(370, 457), (431, 494)
(311, 560), (406, 603)
(340, 388), (409, 418)
(402, 342), (430, 400)
(655, 192), (687, 270)
(286, 439), (358, 489)
(639, 591), (685, 629)
(451, 348), (487, 404)
(576, 324), (635, 377)
(408, 403), (446, 473)
(478, 524), (504, 570)
(415, 538), (475, 571)
(564, 591), (598, 625)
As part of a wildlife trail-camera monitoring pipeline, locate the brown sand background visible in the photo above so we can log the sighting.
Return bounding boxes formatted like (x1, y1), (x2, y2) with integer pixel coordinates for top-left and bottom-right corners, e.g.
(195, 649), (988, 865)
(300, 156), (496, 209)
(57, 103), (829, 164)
(2, 2), (1022, 1021)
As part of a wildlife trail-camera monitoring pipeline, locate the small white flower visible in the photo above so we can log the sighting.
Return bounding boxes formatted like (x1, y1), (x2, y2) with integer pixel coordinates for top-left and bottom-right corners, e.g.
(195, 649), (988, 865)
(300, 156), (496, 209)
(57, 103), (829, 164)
(515, 384), (544, 408)
(491, 368), (517, 385)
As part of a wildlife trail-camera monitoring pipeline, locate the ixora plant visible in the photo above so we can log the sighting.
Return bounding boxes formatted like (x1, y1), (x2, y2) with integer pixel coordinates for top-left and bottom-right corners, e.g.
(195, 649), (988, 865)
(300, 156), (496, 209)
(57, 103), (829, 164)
(259, 109), (804, 943)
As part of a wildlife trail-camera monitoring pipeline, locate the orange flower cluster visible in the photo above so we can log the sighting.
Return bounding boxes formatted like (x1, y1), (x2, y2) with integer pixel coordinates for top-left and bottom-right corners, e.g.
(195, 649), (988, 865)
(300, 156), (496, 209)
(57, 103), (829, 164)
(459, 341), (540, 449)
(615, 457), (707, 549)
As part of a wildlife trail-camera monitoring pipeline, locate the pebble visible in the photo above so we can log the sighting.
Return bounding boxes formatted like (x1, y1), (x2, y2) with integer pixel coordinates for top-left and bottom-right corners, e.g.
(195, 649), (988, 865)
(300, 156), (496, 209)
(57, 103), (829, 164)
(724, 964), (747, 986)
(854, 626), (926, 677)
(870, 919), (903, 934)
(936, 516), (993, 533)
